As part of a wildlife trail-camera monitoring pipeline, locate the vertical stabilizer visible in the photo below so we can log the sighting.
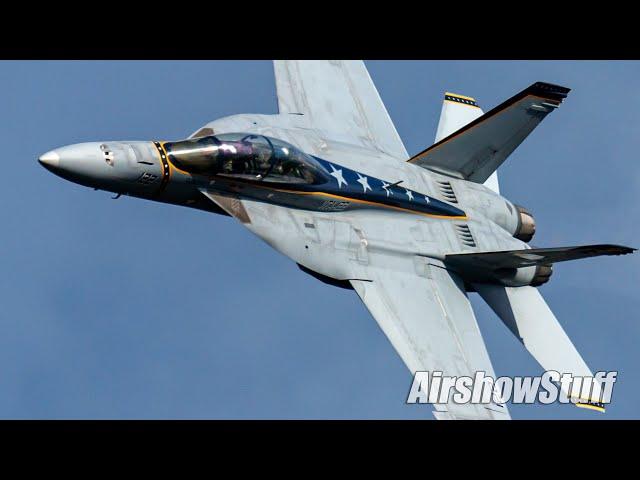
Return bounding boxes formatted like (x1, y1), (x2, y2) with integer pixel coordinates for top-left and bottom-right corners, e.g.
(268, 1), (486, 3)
(434, 92), (500, 193)
(434, 92), (484, 142)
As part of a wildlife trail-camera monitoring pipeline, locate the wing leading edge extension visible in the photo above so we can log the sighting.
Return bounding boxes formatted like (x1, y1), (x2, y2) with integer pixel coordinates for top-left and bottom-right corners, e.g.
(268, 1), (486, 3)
(409, 82), (570, 183)
(351, 264), (510, 420)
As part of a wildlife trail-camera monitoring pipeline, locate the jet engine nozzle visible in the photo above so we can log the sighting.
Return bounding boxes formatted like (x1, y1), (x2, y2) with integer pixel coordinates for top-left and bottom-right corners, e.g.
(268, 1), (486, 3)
(490, 263), (553, 288)
(531, 264), (553, 286)
(514, 205), (536, 242)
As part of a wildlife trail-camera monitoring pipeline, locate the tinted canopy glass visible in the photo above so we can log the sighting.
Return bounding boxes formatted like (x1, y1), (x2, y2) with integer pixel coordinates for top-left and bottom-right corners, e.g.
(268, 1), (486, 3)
(164, 133), (329, 185)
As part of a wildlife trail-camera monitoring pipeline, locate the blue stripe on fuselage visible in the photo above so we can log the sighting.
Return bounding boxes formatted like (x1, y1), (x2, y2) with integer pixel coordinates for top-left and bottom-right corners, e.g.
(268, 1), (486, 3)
(304, 157), (466, 218)
(199, 156), (466, 219)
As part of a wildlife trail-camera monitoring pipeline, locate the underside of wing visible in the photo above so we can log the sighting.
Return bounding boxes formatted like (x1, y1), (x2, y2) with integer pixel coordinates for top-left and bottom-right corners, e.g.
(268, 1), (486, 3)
(474, 284), (607, 412)
(408, 82), (570, 183)
(273, 60), (408, 159)
(351, 264), (510, 420)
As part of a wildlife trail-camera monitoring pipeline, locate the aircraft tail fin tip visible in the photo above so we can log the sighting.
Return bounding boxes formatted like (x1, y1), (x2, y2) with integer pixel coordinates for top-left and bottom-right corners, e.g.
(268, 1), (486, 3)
(434, 90), (500, 193)
(434, 91), (484, 143)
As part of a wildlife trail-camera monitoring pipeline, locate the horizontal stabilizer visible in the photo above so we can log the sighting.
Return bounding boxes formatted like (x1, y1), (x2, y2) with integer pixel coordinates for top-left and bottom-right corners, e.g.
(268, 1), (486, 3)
(446, 244), (635, 271)
(409, 82), (571, 183)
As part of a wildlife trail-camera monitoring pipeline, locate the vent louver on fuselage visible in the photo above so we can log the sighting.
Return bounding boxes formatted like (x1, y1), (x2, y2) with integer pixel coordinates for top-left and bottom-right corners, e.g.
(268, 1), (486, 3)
(436, 180), (458, 203)
(455, 224), (476, 247)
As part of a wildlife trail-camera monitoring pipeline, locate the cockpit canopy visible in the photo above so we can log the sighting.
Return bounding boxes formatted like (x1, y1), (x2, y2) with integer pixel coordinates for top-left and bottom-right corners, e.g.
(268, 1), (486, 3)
(164, 133), (329, 185)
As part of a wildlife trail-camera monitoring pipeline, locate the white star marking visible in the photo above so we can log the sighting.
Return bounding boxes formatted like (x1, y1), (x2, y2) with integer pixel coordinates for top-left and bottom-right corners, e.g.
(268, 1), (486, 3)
(381, 181), (394, 197)
(328, 164), (348, 189)
(405, 189), (414, 201)
(356, 173), (372, 193)
(424, 195), (430, 204)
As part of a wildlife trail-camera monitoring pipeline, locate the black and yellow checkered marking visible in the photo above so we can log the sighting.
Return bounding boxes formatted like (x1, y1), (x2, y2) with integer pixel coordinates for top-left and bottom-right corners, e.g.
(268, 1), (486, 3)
(444, 93), (479, 107)
(575, 399), (606, 413)
(153, 141), (171, 196)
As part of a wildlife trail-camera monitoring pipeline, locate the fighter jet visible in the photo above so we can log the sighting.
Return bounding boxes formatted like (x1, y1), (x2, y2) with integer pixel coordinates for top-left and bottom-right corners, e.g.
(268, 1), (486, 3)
(39, 61), (634, 419)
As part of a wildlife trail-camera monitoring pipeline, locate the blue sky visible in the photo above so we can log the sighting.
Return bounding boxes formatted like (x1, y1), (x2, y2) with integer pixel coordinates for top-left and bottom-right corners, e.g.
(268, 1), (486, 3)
(0, 61), (638, 419)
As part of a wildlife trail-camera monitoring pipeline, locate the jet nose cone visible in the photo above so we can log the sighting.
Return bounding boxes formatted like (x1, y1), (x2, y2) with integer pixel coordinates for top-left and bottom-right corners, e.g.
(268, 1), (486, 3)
(38, 150), (60, 170)
(38, 142), (127, 190)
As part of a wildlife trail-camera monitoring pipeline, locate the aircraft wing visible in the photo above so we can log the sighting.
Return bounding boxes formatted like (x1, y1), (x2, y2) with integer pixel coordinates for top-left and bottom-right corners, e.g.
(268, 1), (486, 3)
(350, 263), (510, 420)
(408, 82), (570, 183)
(273, 60), (408, 159)
(474, 284), (606, 411)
